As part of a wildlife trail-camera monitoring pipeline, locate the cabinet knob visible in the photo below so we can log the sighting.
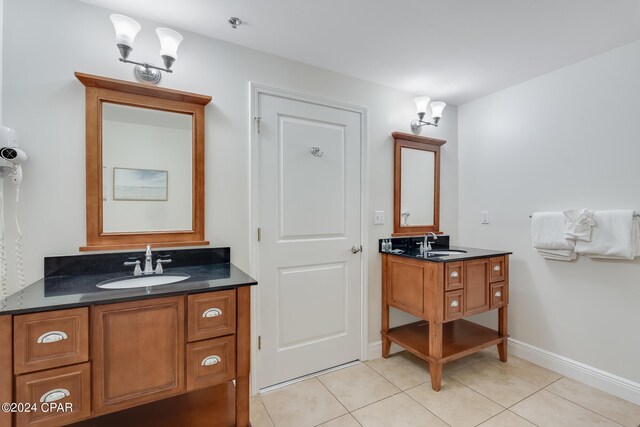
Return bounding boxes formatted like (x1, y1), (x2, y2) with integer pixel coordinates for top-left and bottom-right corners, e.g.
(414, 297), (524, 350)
(493, 265), (501, 272)
(201, 355), (222, 366)
(202, 308), (222, 318)
(450, 271), (459, 278)
(40, 388), (70, 403)
(37, 331), (68, 344)
(494, 291), (502, 298)
(450, 300), (459, 308)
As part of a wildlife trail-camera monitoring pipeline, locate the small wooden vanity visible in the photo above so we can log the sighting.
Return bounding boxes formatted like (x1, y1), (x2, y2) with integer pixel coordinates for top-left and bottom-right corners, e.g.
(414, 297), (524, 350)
(381, 250), (510, 391)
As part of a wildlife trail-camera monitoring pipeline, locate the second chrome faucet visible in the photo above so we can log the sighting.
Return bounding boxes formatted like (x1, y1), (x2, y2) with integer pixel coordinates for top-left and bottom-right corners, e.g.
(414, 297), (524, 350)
(124, 245), (172, 276)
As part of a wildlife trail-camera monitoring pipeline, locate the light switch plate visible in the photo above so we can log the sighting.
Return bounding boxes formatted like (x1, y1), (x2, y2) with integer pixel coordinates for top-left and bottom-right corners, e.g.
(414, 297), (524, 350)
(374, 210), (385, 225)
(481, 211), (490, 224)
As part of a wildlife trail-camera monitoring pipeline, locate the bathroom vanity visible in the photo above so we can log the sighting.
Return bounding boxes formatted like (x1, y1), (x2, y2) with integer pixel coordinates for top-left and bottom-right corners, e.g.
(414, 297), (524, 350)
(380, 237), (511, 391)
(0, 248), (255, 427)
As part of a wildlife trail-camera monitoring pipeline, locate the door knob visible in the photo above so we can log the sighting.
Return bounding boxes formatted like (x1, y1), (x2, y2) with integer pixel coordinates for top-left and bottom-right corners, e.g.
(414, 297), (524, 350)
(351, 245), (362, 254)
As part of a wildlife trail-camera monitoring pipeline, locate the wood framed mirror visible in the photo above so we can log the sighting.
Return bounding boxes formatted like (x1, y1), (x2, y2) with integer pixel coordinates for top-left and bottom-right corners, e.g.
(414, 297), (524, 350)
(392, 131), (446, 236)
(76, 72), (212, 251)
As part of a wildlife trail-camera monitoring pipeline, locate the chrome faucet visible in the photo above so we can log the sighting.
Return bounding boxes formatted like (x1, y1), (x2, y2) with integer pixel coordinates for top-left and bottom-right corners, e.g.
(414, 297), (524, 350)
(143, 245), (154, 274)
(424, 232), (438, 251)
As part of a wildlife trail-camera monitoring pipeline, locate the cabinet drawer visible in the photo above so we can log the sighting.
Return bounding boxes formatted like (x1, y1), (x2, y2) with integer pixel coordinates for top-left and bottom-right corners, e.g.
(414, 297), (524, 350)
(444, 262), (463, 291)
(187, 290), (236, 342)
(14, 308), (89, 374)
(491, 282), (507, 309)
(444, 290), (464, 322)
(15, 362), (91, 427)
(186, 335), (236, 391)
(489, 257), (505, 283)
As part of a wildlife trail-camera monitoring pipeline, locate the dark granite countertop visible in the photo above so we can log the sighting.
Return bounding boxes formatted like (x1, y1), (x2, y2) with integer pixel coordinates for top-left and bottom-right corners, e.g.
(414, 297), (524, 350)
(0, 248), (256, 315)
(381, 246), (512, 262)
(378, 236), (511, 262)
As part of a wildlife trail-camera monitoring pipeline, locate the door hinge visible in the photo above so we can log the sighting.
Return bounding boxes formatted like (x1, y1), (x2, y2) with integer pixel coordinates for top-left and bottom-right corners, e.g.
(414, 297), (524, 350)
(258, 336), (261, 350)
(254, 116), (261, 134)
(257, 227), (262, 242)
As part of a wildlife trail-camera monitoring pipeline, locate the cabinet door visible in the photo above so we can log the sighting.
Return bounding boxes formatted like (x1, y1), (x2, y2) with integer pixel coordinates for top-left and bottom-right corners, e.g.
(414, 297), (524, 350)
(464, 259), (490, 315)
(15, 363), (91, 427)
(92, 296), (185, 415)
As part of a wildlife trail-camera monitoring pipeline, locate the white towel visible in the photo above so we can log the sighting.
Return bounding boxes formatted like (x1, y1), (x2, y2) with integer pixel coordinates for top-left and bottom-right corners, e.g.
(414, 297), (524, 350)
(532, 212), (576, 251)
(575, 210), (638, 259)
(563, 209), (595, 242)
(536, 249), (577, 261)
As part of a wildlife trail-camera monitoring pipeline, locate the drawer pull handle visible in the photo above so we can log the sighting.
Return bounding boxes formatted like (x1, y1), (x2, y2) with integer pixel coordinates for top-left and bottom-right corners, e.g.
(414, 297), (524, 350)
(40, 388), (70, 403)
(201, 355), (222, 366)
(493, 265), (501, 272)
(202, 308), (223, 318)
(494, 291), (502, 298)
(450, 271), (459, 278)
(450, 300), (459, 308)
(37, 331), (68, 344)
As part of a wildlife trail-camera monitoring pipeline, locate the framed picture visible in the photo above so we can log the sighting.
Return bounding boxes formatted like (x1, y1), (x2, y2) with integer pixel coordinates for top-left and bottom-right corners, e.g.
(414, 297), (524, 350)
(113, 168), (168, 201)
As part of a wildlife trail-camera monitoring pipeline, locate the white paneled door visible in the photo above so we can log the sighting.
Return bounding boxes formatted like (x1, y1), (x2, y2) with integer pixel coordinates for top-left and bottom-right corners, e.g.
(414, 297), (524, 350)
(257, 91), (362, 388)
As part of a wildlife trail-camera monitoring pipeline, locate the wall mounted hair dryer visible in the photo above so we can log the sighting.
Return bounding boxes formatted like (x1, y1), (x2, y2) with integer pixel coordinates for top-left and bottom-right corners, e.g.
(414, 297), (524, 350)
(0, 127), (26, 185)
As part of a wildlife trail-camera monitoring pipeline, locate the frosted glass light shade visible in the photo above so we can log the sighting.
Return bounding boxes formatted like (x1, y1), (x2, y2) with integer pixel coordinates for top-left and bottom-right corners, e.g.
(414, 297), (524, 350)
(430, 101), (446, 119)
(414, 96), (431, 114)
(156, 27), (183, 59)
(110, 14), (141, 47)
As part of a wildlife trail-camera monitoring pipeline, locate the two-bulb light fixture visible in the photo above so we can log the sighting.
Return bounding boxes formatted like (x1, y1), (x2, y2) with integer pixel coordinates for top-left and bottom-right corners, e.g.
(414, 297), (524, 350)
(410, 96), (446, 134)
(110, 14), (183, 85)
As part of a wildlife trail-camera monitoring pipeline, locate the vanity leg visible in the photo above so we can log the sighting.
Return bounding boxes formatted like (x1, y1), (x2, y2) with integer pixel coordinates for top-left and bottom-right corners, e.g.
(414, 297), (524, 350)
(236, 287), (251, 426)
(497, 305), (508, 362)
(428, 362), (443, 391)
(428, 321), (443, 390)
(381, 254), (391, 359)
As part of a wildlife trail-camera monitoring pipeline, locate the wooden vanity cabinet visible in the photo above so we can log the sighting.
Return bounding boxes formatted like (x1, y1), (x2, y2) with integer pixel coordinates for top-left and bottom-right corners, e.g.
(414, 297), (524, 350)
(0, 286), (251, 427)
(382, 254), (509, 391)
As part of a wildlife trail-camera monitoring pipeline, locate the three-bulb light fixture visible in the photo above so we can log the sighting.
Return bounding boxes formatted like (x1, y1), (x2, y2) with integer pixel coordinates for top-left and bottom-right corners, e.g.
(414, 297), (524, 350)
(109, 14), (183, 85)
(410, 96), (446, 134)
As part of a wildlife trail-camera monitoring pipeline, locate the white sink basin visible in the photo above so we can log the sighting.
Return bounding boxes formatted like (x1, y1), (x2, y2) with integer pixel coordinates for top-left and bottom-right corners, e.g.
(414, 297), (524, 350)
(97, 273), (190, 290)
(426, 250), (468, 256)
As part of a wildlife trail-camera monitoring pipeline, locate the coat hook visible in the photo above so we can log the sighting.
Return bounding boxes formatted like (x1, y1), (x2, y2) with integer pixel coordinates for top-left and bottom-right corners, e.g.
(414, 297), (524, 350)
(310, 147), (323, 157)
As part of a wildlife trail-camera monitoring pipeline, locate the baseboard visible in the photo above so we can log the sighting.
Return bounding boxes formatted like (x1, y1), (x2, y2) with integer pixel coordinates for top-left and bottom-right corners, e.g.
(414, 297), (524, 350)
(508, 338), (640, 405)
(367, 338), (639, 404)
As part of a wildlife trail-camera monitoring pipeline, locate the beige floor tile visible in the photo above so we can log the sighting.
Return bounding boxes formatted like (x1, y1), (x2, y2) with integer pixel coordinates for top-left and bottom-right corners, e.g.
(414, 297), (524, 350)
(511, 390), (621, 427)
(366, 352), (430, 390)
(449, 359), (540, 407)
(260, 378), (347, 427)
(317, 413), (363, 427)
(406, 377), (503, 427)
(352, 393), (448, 427)
(250, 395), (275, 427)
(477, 410), (536, 427)
(484, 355), (562, 388)
(443, 351), (488, 374)
(318, 364), (401, 411)
(546, 377), (640, 427)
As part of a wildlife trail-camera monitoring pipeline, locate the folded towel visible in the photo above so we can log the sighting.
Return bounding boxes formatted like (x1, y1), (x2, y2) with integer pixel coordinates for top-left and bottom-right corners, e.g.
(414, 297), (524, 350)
(536, 249), (577, 261)
(531, 212), (576, 251)
(575, 210), (638, 259)
(564, 209), (595, 242)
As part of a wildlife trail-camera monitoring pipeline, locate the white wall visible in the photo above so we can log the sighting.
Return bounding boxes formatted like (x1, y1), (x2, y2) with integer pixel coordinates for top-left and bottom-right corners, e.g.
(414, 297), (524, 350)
(1, 0), (458, 346)
(459, 40), (640, 382)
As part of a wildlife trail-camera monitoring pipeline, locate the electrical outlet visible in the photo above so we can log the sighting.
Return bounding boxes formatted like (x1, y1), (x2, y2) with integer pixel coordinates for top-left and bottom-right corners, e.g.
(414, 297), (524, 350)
(481, 211), (490, 224)
(374, 210), (385, 225)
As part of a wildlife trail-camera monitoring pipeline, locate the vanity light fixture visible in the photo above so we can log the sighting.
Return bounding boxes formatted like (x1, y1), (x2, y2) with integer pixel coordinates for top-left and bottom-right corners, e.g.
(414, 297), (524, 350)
(410, 96), (447, 134)
(110, 14), (183, 85)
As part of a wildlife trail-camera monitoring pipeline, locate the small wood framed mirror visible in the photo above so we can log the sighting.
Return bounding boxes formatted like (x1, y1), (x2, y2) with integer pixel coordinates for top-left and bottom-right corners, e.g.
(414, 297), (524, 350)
(392, 131), (446, 236)
(76, 72), (212, 251)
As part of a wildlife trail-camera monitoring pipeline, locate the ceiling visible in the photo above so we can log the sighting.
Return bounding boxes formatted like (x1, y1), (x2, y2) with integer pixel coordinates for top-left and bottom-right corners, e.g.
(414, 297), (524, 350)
(77, 0), (640, 105)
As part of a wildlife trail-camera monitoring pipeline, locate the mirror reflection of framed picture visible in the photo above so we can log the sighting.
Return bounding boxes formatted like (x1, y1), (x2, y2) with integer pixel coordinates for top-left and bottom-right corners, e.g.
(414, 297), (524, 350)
(113, 167), (168, 201)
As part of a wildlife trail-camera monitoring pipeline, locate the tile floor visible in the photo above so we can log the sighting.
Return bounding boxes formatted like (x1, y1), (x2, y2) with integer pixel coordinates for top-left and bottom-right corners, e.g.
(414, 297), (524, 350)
(250, 348), (640, 427)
